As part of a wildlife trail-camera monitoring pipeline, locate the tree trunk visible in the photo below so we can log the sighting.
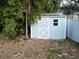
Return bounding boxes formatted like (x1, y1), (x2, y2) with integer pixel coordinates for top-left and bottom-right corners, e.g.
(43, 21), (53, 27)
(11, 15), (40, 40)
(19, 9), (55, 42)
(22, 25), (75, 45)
(26, 14), (28, 38)
(23, 0), (30, 38)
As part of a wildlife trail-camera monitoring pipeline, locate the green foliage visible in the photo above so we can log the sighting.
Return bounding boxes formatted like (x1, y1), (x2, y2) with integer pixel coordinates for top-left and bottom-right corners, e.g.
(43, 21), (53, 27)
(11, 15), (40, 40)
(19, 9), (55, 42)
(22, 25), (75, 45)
(28, 0), (61, 24)
(0, 0), (61, 39)
(0, 0), (25, 39)
(3, 19), (17, 39)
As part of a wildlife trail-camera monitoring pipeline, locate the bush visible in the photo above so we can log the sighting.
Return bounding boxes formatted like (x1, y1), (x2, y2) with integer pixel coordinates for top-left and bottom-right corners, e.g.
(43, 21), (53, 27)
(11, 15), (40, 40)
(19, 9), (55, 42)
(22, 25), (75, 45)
(0, 0), (25, 39)
(3, 19), (17, 39)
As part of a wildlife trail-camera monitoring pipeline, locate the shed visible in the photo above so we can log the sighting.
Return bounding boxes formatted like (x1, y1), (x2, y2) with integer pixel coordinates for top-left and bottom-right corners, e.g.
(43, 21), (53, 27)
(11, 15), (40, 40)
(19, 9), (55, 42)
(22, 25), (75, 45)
(31, 13), (66, 40)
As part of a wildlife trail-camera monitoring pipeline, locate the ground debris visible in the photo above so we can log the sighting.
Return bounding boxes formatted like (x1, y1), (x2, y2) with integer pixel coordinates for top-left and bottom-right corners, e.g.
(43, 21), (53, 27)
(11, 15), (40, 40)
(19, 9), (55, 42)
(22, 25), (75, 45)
(71, 49), (77, 52)
(57, 54), (62, 57)
(0, 49), (2, 52)
(70, 56), (75, 58)
(0, 39), (78, 59)
(14, 52), (21, 57)
(62, 53), (68, 56)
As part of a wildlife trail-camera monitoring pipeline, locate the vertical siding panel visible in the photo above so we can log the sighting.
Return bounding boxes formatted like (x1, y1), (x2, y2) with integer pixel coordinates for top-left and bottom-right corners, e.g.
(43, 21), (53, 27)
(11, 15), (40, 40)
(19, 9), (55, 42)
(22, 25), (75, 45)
(31, 22), (38, 38)
(71, 20), (79, 42)
(67, 20), (79, 43)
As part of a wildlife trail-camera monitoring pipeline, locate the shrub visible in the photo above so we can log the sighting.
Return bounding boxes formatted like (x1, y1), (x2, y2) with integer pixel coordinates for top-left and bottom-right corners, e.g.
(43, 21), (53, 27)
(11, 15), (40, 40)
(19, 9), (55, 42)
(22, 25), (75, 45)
(3, 19), (17, 39)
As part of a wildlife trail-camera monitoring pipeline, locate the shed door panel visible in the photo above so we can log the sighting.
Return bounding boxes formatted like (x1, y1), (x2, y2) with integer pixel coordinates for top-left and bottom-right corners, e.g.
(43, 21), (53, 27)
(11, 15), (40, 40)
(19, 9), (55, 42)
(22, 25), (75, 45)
(38, 28), (49, 39)
(38, 17), (49, 39)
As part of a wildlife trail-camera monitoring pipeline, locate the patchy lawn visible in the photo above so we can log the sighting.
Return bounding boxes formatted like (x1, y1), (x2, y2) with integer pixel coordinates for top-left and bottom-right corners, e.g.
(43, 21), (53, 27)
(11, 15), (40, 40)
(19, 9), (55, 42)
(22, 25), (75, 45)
(0, 39), (79, 59)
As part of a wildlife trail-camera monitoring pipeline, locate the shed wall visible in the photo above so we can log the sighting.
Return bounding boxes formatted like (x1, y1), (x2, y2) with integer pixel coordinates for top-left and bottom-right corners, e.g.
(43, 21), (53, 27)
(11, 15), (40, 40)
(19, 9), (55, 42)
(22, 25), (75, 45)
(49, 17), (66, 39)
(31, 16), (66, 40)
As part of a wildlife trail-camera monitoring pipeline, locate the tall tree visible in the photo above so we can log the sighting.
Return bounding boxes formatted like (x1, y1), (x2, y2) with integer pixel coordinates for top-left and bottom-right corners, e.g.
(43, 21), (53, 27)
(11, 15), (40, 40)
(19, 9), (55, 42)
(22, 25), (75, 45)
(23, 0), (30, 38)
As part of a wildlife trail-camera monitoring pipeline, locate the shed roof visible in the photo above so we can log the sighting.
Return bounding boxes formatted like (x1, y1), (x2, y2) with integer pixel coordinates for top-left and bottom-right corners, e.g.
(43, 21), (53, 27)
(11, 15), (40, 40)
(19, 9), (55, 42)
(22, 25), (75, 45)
(42, 13), (66, 18)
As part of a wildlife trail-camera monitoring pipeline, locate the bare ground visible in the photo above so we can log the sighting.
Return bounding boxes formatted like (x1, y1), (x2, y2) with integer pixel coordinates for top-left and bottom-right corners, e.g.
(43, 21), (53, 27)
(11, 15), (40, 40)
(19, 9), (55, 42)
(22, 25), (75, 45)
(0, 39), (79, 59)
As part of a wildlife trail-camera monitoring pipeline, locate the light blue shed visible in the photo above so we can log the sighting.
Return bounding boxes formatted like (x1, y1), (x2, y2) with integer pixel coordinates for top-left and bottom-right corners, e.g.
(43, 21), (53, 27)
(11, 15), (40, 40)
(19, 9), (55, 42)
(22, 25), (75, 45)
(31, 13), (66, 40)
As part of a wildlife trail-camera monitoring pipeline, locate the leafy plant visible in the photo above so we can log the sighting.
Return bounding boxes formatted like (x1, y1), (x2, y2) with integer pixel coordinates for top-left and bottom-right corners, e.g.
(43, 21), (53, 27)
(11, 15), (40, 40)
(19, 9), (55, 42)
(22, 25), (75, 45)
(0, 0), (25, 39)
(3, 19), (17, 39)
(0, 0), (61, 39)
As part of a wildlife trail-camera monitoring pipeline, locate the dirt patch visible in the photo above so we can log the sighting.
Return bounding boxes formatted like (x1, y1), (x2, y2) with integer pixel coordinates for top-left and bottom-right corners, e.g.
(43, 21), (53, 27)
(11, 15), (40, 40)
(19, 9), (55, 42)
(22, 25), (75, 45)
(0, 39), (79, 59)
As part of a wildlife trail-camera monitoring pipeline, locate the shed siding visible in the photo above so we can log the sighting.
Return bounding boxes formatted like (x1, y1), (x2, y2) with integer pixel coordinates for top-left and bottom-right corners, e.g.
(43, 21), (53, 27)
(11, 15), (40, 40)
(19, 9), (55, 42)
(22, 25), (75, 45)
(31, 23), (38, 38)
(49, 18), (66, 39)
(31, 15), (66, 40)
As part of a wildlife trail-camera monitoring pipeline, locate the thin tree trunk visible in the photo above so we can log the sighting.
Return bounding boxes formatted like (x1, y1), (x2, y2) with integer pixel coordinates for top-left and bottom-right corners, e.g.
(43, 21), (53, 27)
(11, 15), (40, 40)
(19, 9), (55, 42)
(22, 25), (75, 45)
(23, 0), (30, 38)
(26, 14), (28, 38)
